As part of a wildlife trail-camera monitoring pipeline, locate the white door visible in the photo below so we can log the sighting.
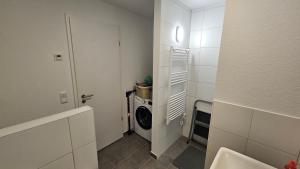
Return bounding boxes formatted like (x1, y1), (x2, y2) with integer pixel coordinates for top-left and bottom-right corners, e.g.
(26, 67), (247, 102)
(69, 17), (123, 150)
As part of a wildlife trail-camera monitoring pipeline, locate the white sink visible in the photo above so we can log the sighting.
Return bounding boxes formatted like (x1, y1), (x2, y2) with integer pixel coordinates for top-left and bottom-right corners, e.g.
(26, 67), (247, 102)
(210, 147), (277, 169)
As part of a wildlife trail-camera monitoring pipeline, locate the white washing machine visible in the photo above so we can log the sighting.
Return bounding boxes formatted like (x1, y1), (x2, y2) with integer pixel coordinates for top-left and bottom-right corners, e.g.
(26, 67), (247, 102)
(134, 96), (152, 141)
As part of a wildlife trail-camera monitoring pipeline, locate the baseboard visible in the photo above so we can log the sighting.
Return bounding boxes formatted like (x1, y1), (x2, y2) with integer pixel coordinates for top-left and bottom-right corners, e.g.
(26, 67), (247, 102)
(150, 151), (158, 159)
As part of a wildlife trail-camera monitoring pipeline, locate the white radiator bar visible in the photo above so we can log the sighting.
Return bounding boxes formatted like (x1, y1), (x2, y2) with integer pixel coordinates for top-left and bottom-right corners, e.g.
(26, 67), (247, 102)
(166, 47), (189, 125)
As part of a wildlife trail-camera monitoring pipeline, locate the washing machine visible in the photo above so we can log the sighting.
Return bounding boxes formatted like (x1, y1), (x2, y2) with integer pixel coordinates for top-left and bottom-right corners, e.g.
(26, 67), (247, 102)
(134, 96), (152, 141)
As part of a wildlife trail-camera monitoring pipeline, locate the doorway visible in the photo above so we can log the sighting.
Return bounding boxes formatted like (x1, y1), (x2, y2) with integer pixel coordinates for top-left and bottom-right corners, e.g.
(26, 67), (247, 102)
(67, 16), (123, 150)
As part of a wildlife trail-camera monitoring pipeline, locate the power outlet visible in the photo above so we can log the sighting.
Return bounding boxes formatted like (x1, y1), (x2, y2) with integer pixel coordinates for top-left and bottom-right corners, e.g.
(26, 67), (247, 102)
(59, 91), (68, 104)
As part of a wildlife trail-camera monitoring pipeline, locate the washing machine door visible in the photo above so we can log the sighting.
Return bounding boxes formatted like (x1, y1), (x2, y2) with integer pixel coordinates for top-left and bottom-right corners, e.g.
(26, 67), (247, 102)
(135, 106), (152, 130)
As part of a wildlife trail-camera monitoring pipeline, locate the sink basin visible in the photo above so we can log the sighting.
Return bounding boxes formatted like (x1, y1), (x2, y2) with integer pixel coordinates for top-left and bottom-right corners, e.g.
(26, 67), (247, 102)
(210, 147), (277, 169)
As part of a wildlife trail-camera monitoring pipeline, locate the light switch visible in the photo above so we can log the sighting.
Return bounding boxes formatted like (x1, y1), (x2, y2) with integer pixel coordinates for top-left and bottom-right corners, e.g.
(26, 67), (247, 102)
(59, 91), (68, 104)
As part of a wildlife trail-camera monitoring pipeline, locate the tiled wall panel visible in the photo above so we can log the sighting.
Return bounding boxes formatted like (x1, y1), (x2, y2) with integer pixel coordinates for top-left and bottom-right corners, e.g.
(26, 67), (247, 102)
(249, 110), (300, 156)
(206, 101), (300, 169)
(183, 4), (225, 137)
(211, 102), (253, 137)
(152, 0), (191, 157)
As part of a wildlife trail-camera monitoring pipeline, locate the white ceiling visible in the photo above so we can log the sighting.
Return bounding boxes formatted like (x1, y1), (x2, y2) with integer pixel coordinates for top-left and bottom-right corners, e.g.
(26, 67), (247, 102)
(178, 0), (225, 9)
(102, 0), (154, 19)
(102, 0), (225, 19)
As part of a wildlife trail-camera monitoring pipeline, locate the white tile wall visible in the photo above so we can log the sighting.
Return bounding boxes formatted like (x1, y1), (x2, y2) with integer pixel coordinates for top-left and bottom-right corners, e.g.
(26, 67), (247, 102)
(181, 9), (192, 47)
(152, 0), (191, 157)
(161, 21), (176, 46)
(202, 6), (225, 29)
(190, 11), (204, 30)
(163, 0), (183, 25)
(40, 153), (74, 169)
(158, 87), (168, 106)
(189, 31), (202, 48)
(189, 49), (201, 65)
(211, 102), (253, 137)
(183, 4), (225, 137)
(73, 141), (98, 169)
(207, 127), (248, 155)
(201, 28), (223, 47)
(69, 110), (96, 149)
(246, 140), (297, 169)
(187, 81), (197, 97)
(159, 67), (169, 88)
(199, 48), (220, 66)
(196, 82), (215, 101)
(191, 66), (218, 83)
(160, 45), (171, 67)
(249, 110), (300, 155)
(206, 101), (300, 169)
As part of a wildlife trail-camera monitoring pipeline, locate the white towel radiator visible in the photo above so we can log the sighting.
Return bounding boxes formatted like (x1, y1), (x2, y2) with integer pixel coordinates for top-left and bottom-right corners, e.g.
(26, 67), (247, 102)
(166, 47), (190, 125)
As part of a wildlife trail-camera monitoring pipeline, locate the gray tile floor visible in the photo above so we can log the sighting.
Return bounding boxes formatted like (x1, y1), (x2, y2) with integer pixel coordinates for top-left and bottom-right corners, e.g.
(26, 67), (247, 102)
(98, 133), (206, 169)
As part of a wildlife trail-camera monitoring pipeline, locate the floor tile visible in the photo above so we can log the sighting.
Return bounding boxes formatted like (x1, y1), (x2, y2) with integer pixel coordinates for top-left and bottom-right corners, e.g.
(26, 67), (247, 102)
(98, 133), (203, 169)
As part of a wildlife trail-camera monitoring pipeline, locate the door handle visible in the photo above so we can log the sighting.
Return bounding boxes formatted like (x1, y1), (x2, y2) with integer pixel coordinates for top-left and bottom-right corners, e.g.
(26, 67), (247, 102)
(81, 94), (94, 104)
(82, 94), (94, 99)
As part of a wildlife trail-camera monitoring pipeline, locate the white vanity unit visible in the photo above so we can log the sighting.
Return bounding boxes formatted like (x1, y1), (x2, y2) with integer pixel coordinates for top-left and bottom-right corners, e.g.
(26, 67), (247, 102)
(0, 106), (98, 169)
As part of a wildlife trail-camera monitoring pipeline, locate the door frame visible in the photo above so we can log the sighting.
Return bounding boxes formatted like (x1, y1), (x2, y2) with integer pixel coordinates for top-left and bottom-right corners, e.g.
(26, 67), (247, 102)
(65, 14), (80, 108)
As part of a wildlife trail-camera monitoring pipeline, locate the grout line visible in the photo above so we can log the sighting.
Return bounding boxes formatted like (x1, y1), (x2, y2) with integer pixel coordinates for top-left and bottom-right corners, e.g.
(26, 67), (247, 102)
(213, 123), (298, 157)
(213, 100), (300, 120)
(248, 138), (297, 157)
(37, 152), (73, 169)
(189, 47), (221, 49)
(190, 65), (218, 68)
(140, 158), (153, 168)
(109, 137), (148, 168)
(73, 139), (96, 151)
(190, 26), (224, 31)
(212, 126), (248, 140)
(247, 109), (255, 138)
(245, 109), (255, 153)
(67, 118), (77, 169)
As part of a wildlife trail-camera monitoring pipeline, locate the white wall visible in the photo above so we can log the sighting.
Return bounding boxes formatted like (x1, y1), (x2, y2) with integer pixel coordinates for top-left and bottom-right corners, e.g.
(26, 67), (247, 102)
(183, 4), (225, 137)
(215, 0), (300, 118)
(0, 0), (75, 128)
(206, 0), (300, 168)
(152, 0), (191, 157)
(0, 0), (153, 131)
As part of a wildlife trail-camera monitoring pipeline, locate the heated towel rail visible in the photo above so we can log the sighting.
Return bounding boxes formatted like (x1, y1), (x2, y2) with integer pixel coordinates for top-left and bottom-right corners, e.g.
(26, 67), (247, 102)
(166, 47), (190, 125)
